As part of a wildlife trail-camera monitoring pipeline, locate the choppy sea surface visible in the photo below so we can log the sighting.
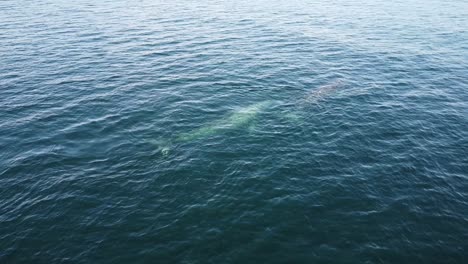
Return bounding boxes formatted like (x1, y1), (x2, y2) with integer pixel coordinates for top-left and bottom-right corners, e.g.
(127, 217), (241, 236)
(1, 0), (468, 263)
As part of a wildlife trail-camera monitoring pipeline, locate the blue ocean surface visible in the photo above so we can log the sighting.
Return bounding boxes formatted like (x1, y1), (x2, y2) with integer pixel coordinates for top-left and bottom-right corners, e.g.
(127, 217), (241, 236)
(1, 0), (467, 263)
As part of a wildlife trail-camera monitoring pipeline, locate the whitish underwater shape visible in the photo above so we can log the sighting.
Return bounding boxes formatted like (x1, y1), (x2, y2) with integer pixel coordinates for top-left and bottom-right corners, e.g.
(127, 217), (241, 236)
(154, 80), (344, 156)
(176, 100), (276, 142)
(154, 100), (276, 156)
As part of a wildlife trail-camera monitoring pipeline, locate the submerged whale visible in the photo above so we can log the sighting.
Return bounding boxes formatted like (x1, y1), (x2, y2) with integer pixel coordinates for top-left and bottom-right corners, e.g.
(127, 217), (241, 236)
(155, 80), (344, 156)
(300, 80), (343, 105)
(176, 100), (275, 142)
(155, 100), (276, 156)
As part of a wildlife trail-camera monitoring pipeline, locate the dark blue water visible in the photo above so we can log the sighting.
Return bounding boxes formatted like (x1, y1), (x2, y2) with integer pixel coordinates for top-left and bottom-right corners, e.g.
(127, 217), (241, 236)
(1, 0), (468, 263)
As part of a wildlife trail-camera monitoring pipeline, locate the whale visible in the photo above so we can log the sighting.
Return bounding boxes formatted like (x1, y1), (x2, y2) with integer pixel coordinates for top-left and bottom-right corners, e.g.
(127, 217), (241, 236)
(155, 100), (276, 156)
(278, 79), (344, 123)
(300, 80), (343, 105)
(154, 80), (344, 156)
(176, 100), (276, 142)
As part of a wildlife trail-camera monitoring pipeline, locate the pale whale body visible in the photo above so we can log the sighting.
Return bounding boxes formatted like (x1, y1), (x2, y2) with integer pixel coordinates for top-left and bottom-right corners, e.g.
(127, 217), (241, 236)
(155, 100), (276, 156)
(176, 100), (275, 142)
(155, 80), (344, 156)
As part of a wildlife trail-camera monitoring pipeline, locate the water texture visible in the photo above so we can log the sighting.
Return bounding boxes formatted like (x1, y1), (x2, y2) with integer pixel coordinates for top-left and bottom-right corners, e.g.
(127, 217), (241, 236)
(1, 0), (468, 263)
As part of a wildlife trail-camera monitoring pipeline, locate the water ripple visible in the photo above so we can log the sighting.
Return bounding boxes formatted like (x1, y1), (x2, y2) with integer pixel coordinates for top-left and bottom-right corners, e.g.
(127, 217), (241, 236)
(1, 0), (468, 263)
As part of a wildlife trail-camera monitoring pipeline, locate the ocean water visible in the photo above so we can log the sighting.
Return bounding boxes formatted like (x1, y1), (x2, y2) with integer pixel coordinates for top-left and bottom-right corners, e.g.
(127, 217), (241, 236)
(1, 0), (468, 263)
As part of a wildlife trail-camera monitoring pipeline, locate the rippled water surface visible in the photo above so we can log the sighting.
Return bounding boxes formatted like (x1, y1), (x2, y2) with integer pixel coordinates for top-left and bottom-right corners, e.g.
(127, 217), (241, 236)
(1, 0), (468, 263)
